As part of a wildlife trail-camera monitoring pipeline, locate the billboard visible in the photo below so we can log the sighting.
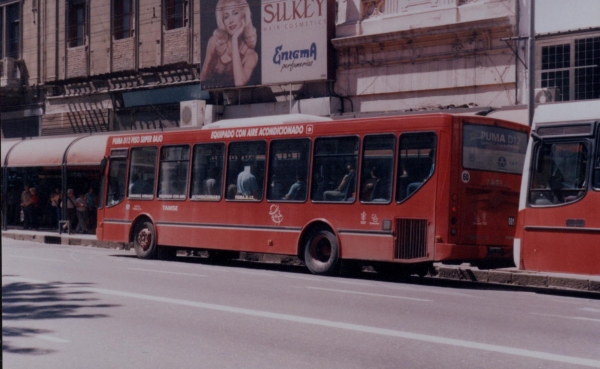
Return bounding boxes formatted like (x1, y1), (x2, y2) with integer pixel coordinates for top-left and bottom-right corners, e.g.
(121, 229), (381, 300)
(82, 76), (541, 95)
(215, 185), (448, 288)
(200, 0), (332, 89)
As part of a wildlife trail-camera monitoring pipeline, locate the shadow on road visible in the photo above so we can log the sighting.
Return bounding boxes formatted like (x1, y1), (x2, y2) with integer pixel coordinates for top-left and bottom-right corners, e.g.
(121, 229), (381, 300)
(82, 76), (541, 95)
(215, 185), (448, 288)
(2, 276), (120, 355)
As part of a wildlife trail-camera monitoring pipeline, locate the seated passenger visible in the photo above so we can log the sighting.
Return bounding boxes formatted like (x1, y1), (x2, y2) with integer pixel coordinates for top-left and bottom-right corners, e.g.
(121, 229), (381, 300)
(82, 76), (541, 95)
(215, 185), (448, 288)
(284, 174), (306, 200)
(323, 163), (356, 201)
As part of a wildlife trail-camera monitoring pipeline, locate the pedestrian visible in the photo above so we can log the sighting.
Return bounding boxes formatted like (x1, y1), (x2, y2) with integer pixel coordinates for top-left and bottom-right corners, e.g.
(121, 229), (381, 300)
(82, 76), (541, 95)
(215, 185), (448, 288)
(75, 193), (89, 233)
(85, 187), (97, 231)
(63, 189), (77, 234)
(28, 188), (40, 229)
(20, 184), (33, 229)
(51, 188), (62, 228)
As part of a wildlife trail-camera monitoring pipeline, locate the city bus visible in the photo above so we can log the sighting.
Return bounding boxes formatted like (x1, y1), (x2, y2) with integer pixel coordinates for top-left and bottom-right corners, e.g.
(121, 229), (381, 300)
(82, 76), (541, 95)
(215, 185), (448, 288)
(514, 101), (600, 275)
(96, 113), (529, 276)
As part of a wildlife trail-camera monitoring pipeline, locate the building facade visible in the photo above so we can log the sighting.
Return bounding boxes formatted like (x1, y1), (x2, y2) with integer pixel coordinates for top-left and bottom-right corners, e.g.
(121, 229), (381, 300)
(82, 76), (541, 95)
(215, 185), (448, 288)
(1, 0), (598, 138)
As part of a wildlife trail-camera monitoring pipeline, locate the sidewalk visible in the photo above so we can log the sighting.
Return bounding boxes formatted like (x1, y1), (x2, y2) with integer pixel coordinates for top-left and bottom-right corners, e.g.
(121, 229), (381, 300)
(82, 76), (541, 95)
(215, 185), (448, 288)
(3, 228), (599, 294)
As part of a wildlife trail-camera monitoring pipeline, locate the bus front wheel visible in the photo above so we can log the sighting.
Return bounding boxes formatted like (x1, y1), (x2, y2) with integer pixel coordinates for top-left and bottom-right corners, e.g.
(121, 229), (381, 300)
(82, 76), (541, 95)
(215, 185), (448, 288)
(304, 230), (340, 276)
(134, 221), (158, 259)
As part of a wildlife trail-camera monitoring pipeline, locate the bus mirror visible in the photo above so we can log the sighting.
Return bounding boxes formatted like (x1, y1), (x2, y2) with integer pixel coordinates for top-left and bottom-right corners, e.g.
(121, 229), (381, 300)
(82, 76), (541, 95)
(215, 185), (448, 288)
(100, 158), (107, 174)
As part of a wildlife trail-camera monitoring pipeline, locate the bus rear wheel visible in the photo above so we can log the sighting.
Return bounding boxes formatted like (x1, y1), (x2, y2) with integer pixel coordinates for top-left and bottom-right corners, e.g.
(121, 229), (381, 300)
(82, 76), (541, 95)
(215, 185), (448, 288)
(134, 221), (158, 259)
(304, 230), (340, 276)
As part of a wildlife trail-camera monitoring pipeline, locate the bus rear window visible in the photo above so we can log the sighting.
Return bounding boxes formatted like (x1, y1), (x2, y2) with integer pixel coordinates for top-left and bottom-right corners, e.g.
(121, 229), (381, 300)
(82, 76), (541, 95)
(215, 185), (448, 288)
(462, 123), (528, 174)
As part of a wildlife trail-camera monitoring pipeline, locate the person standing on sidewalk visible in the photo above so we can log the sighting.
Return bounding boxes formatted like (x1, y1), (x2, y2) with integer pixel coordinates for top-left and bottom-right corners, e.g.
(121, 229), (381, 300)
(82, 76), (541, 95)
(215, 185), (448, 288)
(20, 185), (33, 230)
(63, 189), (77, 234)
(75, 193), (89, 234)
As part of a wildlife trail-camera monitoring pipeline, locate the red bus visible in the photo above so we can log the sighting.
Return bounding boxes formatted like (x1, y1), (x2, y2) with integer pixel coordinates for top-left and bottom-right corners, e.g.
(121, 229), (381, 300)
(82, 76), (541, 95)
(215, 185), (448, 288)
(514, 101), (600, 275)
(96, 113), (529, 276)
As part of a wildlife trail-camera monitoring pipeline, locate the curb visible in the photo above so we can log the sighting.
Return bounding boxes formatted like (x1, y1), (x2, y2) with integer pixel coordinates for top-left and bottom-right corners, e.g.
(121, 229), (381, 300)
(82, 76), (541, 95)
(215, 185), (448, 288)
(3, 230), (598, 294)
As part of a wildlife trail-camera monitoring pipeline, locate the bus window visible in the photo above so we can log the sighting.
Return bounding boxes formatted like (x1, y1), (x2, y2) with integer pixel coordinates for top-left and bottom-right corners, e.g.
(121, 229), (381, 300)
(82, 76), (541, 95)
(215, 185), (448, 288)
(267, 139), (310, 201)
(106, 158), (127, 207)
(462, 123), (528, 174)
(158, 145), (190, 200)
(226, 141), (266, 201)
(128, 147), (158, 199)
(360, 134), (395, 203)
(311, 136), (359, 202)
(530, 141), (589, 205)
(190, 143), (225, 201)
(396, 132), (436, 202)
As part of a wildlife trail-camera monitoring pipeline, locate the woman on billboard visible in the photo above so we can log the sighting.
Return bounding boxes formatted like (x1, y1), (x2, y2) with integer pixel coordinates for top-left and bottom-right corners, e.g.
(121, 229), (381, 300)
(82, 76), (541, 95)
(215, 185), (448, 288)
(200, 0), (258, 88)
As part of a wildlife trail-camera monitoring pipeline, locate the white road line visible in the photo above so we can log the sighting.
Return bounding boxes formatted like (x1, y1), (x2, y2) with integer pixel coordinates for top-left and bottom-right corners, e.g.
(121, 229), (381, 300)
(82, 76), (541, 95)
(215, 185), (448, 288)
(531, 312), (600, 323)
(5, 276), (600, 367)
(581, 308), (600, 313)
(70, 252), (81, 262)
(4, 255), (67, 263)
(306, 286), (432, 302)
(128, 268), (207, 278)
(80, 287), (600, 368)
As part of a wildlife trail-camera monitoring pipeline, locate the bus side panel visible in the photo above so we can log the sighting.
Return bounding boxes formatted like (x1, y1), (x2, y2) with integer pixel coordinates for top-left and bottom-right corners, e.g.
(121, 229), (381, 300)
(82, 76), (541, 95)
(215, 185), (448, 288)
(155, 223), (301, 255)
(338, 233), (395, 260)
(520, 193), (600, 275)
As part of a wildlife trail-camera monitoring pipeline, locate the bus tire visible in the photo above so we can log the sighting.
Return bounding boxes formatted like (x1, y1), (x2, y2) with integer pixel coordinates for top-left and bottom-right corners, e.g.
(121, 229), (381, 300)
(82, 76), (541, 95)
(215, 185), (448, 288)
(133, 221), (158, 259)
(304, 230), (340, 276)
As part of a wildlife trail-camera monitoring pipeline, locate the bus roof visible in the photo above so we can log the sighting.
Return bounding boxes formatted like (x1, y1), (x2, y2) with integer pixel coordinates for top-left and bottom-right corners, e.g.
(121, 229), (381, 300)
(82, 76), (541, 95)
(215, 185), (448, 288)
(533, 100), (600, 126)
(202, 114), (332, 129)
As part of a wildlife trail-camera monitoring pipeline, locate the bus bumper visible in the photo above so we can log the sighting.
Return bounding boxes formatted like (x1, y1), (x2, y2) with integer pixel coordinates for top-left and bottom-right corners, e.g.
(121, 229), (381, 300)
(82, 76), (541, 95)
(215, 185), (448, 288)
(434, 243), (512, 262)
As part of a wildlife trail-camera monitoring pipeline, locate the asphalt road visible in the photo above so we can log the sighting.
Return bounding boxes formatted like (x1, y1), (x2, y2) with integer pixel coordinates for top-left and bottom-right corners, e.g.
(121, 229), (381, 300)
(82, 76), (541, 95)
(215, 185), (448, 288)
(3, 237), (600, 369)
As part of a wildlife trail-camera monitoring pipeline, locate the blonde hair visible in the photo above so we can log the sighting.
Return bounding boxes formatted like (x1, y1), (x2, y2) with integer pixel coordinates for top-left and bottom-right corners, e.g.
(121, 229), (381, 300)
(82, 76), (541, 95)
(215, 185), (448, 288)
(213, 0), (257, 56)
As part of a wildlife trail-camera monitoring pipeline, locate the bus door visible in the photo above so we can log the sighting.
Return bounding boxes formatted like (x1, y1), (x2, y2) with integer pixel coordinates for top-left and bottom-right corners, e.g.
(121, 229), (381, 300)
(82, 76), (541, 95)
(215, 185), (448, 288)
(395, 132), (437, 261)
(522, 122), (599, 274)
(98, 148), (129, 241)
(458, 123), (529, 262)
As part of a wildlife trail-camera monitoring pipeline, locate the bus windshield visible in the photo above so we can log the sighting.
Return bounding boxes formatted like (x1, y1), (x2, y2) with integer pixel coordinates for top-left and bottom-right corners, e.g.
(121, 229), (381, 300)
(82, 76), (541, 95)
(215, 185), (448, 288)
(462, 123), (528, 174)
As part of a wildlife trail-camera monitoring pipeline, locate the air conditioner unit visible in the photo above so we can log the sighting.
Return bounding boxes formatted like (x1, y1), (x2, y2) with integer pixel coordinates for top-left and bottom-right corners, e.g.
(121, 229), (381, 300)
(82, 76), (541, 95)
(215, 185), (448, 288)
(180, 100), (206, 127)
(534, 87), (558, 104)
(0, 57), (21, 87)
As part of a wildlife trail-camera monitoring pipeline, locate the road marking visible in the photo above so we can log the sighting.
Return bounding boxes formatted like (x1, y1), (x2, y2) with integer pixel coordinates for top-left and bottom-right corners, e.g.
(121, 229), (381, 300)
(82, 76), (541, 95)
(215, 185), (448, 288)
(306, 286), (432, 302)
(581, 308), (600, 313)
(70, 252), (81, 262)
(5, 276), (600, 367)
(128, 268), (206, 278)
(531, 312), (600, 323)
(81, 287), (600, 367)
(4, 255), (67, 263)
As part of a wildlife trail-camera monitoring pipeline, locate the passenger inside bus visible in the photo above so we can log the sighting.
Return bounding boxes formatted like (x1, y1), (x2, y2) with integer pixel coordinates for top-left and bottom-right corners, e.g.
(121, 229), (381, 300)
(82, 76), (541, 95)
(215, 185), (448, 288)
(361, 166), (387, 202)
(323, 163), (356, 201)
(236, 164), (260, 199)
(284, 174), (306, 200)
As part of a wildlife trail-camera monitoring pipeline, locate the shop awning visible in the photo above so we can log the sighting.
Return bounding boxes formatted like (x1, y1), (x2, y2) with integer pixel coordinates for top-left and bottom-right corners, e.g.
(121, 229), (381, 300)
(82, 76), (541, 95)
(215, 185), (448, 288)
(1, 140), (22, 167)
(2, 134), (110, 168)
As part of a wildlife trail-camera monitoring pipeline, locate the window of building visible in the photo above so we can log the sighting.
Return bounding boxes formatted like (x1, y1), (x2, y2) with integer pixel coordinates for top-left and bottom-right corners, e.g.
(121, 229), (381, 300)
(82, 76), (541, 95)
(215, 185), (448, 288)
(226, 141), (266, 201)
(165, 0), (187, 30)
(360, 135), (395, 203)
(68, 0), (86, 47)
(530, 141), (589, 206)
(158, 145), (190, 200)
(539, 35), (600, 101)
(0, 2), (21, 58)
(114, 0), (135, 40)
(267, 139), (310, 201)
(311, 136), (359, 202)
(190, 143), (225, 201)
(396, 132), (436, 202)
(128, 147), (157, 199)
